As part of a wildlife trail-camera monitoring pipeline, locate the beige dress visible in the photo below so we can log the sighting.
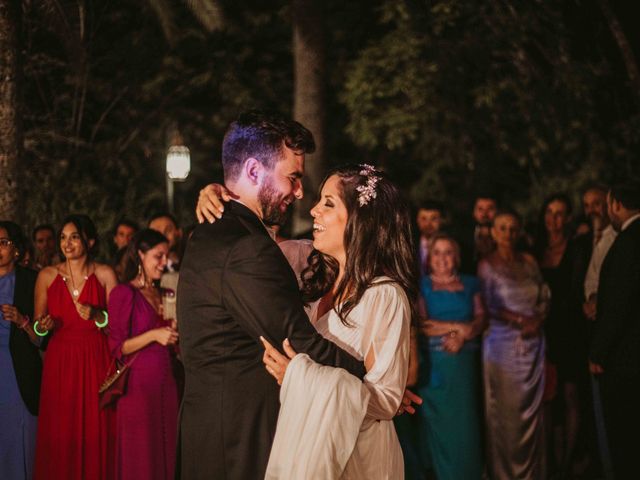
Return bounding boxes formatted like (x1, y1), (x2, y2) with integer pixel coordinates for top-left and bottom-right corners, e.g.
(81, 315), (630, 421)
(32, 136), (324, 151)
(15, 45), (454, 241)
(266, 242), (410, 479)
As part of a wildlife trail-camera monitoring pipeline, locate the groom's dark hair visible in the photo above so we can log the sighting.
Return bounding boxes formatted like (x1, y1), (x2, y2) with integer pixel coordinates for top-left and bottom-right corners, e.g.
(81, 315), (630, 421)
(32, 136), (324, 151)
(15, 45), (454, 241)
(221, 110), (315, 182)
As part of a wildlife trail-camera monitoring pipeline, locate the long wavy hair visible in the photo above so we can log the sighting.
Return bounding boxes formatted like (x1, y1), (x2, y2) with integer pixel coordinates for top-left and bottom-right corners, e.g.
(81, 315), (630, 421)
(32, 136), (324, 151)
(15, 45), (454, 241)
(533, 193), (572, 261)
(120, 228), (169, 282)
(301, 165), (418, 325)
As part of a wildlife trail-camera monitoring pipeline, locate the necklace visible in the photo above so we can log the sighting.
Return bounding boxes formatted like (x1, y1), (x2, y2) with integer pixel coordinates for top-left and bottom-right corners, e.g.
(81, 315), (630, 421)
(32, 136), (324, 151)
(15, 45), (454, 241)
(66, 261), (89, 298)
(430, 274), (458, 285)
(430, 273), (462, 292)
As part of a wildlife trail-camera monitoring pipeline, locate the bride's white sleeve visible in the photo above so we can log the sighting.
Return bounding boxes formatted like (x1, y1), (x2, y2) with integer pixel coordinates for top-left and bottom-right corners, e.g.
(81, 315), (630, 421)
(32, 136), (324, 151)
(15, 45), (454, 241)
(359, 282), (411, 421)
(266, 354), (369, 480)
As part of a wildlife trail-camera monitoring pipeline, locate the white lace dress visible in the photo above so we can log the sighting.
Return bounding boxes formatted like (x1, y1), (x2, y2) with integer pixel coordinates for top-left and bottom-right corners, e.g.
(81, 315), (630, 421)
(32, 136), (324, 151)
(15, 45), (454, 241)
(266, 242), (410, 479)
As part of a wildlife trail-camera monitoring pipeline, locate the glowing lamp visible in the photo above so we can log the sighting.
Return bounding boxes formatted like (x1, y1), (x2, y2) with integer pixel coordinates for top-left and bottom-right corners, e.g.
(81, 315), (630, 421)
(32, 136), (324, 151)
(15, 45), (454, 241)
(166, 145), (191, 181)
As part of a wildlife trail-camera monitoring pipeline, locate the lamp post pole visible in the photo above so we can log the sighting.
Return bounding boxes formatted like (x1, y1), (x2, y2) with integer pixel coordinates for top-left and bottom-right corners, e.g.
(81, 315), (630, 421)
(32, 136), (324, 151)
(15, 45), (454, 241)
(166, 175), (175, 213)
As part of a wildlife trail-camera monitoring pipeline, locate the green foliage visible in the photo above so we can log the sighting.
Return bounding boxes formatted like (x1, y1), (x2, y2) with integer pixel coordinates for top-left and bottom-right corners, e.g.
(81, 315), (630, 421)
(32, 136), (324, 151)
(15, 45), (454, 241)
(21, 0), (293, 255)
(16, 0), (640, 246)
(341, 0), (640, 222)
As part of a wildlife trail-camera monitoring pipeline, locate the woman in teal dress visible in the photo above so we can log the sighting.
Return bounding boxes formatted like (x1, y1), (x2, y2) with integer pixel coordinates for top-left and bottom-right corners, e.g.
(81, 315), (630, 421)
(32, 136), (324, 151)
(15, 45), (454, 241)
(417, 233), (486, 480)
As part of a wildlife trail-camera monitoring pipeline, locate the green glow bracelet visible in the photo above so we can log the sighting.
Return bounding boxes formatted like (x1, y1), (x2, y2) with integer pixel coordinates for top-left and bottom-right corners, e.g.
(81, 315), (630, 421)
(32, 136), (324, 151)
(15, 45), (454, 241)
(33, 321), (49, 337)
(95, 310), (108, 328)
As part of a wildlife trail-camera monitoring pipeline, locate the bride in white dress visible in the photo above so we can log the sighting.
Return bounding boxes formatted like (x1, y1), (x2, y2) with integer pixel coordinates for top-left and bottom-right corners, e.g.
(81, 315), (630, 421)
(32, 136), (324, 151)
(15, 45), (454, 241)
(259, 165), (417, 479)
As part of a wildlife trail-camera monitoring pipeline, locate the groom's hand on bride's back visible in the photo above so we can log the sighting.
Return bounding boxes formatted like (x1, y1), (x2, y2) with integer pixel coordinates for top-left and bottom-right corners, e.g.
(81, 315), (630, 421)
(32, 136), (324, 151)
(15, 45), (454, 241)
(196, 183), (236, 223)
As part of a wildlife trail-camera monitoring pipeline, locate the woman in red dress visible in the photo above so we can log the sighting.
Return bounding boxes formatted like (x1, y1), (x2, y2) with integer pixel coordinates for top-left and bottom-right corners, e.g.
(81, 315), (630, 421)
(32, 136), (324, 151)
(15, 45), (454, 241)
(33, 214), (118, 480)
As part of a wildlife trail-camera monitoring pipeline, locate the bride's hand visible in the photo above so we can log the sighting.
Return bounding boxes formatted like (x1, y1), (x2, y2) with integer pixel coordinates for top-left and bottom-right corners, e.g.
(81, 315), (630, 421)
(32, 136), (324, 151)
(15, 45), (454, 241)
(396, 388), (423, 415)
(196, 183), (235, 223)
(260, 336), (297, 385)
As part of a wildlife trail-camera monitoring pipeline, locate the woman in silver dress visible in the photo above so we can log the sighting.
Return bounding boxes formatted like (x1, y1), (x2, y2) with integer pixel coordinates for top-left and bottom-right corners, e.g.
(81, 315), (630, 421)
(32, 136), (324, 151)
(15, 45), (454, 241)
(478, 209), (550, 479)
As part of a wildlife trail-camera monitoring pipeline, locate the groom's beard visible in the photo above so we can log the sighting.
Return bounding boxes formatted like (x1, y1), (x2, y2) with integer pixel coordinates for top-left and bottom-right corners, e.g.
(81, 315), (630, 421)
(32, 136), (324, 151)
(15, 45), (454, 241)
(258, 179), (293, 227)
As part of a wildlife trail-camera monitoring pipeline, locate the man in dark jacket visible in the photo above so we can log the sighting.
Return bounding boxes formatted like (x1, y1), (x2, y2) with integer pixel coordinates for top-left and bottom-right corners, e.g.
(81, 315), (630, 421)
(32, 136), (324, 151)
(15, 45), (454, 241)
(589, 182), (640, 479)
(176, 111), (366, 480)
(458, 193), (498, 274)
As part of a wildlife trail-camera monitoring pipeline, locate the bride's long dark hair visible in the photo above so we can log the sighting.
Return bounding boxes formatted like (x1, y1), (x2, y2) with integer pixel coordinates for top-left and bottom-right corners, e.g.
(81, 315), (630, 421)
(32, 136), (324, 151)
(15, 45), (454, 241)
(301, 165), (418, 325)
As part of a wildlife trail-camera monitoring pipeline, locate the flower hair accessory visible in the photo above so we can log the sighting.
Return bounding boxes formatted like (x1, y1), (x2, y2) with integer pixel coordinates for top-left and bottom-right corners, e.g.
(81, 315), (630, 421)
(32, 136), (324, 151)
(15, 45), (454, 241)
(356, 164), (380, 206)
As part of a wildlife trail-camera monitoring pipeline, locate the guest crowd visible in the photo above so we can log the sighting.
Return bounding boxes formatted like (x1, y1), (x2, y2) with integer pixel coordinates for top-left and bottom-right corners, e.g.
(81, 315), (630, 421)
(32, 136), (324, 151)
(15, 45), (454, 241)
(400, 183), (640, 480)
(1, 181), (639, 480)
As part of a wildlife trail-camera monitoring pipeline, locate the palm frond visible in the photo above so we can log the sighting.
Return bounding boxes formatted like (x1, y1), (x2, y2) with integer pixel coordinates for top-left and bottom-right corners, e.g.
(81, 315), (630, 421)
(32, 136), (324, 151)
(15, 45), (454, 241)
(185, 0), (224, 32)
(147, 0), (177, 44)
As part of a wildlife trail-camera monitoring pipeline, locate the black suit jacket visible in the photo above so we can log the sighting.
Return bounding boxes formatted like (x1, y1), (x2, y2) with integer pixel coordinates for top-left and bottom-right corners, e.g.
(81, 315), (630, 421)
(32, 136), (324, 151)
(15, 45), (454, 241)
(456, 223), (477, 275)
(176, 201), (366, 480)
(590, 217), (640, 377)
(566, 232), (594, 366)
(569, 231), (594, 301)
(9, 265), (42, 415)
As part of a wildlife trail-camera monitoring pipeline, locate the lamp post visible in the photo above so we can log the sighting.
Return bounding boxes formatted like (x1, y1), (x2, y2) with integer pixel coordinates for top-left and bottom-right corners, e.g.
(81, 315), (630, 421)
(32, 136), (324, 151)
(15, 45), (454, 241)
(166, 141), (190, 213)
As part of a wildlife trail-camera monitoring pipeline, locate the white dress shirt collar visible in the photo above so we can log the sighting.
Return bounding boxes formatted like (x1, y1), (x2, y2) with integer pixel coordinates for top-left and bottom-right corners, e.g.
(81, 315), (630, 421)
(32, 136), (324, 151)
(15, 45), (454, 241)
(621, 212), (640, 231)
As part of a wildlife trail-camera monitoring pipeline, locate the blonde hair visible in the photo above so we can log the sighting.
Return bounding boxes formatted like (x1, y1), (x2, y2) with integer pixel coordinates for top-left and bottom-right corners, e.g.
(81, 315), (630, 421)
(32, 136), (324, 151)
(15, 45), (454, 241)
(426, 233), (461, 274)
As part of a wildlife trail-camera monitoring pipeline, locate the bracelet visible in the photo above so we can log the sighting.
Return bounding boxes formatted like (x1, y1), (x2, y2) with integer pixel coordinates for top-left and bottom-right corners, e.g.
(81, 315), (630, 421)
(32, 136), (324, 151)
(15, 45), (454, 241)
(33, 321), (49, 337)
(95, 310), (108, 328)
(18, 314), (30, 330)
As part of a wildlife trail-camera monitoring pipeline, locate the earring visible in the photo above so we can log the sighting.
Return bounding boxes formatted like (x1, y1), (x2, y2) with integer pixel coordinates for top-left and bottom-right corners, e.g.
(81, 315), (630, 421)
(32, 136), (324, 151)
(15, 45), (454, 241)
(137, 263), (147, 288)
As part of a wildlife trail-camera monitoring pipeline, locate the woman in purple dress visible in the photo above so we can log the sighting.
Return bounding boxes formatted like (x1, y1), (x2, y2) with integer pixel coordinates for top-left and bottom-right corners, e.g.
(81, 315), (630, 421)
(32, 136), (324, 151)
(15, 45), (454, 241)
(108, 229), (179, 480)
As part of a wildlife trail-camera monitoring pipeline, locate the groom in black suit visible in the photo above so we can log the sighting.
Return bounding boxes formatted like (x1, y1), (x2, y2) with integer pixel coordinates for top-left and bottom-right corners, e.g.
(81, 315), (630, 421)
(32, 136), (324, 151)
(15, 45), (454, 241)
(176, 111), (366, 480)
(589, 182), (640, 479)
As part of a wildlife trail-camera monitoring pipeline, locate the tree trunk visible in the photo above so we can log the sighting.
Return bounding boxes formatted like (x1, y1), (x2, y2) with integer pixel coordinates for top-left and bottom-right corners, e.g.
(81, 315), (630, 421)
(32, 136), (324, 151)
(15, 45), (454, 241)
(291, 0), (325, 236)
(0, 0), (21, 220)
(597, 0), (640, 105)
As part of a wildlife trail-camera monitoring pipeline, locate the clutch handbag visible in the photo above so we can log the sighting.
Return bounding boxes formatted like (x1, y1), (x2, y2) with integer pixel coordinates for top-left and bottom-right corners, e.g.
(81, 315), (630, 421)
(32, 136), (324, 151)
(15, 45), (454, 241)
(99, 354), (138, 409)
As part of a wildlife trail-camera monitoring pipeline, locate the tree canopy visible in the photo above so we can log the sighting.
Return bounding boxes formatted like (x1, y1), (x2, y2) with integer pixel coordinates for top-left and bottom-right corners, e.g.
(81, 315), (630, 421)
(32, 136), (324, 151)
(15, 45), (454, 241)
(14, 0), (640, 248)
